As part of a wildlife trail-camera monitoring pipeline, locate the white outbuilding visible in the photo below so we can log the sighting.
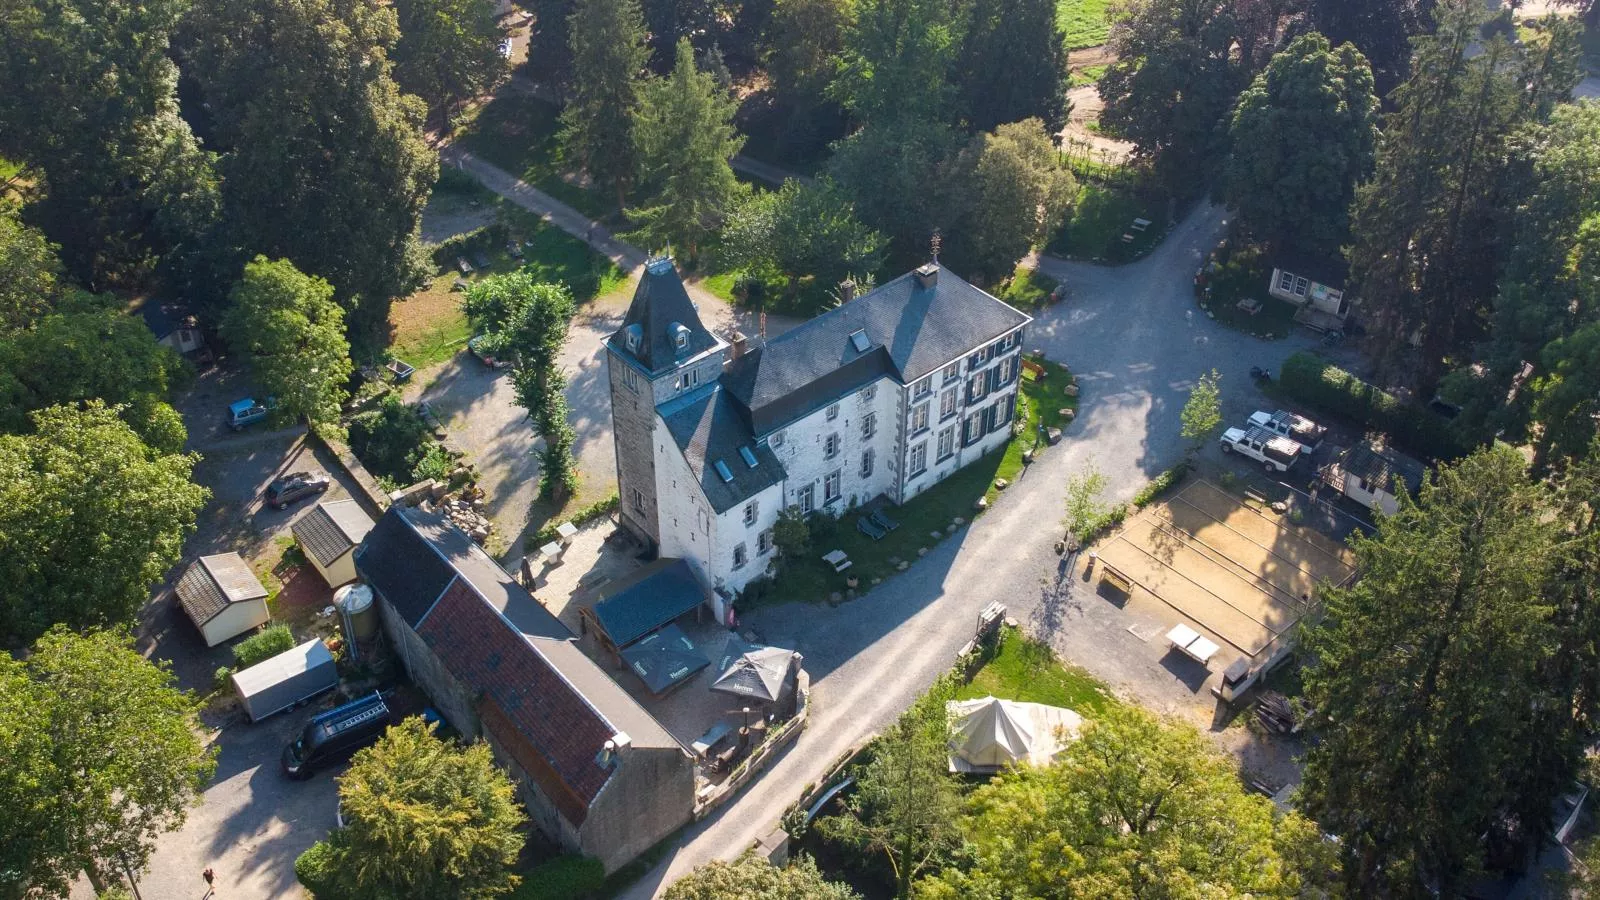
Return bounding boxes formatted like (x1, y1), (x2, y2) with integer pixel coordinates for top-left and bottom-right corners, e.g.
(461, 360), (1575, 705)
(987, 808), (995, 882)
(176, 553), (271, 647)
(292, 499), (376, 588)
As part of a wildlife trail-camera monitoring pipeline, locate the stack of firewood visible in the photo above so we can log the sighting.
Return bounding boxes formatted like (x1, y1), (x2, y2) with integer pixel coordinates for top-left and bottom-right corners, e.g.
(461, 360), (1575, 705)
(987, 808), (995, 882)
(1255, 691), (1299, 735)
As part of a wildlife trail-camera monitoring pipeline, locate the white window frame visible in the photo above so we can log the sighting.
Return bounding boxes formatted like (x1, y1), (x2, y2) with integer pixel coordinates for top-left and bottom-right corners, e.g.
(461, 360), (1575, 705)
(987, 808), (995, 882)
(912, 376), (932, 401)
(826, 403), (840, 421)
(825, 433), (841, 459)
(910, 403), (929, 436)
(743, 500), (758, 526)
(861, 448), (875, 478)
(940, 387), (958, 421)
(1277, 270), (1295, 293)
(1293, 275), (1309, 296)
(797, 484), (814, 513)
(824, 470), (842, 504)
(937, 425), (955, 462)
(908, 442), (928, 477)
(758, 530), (774, 554)
(862, 412), (876, 439)
(943, 362), (961, 384)
(632, 487), (646, 512)
(771, 430), (785, 447)
(860, 385), (876, 403)
(733, 542), (748, 569)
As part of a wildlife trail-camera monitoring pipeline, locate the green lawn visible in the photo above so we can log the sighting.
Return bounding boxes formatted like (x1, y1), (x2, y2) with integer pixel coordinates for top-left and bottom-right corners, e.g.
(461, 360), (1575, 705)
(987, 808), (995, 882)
(456, 92), (616, 222)
(1059, 0), (1111, 50)
(499, 206), (628, 301)
(996, 266), (1059, 309)
(1047, 183), (1166, 262)
(696, 268), (835, 319)
(1195, 244), (1296, 339)
(956, 625), (1117, 715)
(754, 360), (1078, 607)
(1069, 64), (1108, 88)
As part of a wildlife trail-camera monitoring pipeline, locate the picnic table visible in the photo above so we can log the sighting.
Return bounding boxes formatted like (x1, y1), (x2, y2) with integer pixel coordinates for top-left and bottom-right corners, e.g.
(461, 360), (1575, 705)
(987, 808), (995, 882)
(691, 721), (733, 758)
(540, 541), (564, 565)
(821, 550), (852, 573)
(1166, 623), (1220, 666)
(556, 521), (579, 545)
(1236, 297), (1263, 315)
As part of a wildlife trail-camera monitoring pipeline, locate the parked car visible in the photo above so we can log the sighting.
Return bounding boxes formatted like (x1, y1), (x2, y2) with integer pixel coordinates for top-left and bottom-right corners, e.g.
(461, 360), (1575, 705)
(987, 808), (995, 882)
(227, 396), (277, 431)
(1246, 409), (1326, 452)
(468, 333), (511, 369)
(265, 471), (331, 509)
(1220, 425), (1303, 473)
(282, 691), (393, 780)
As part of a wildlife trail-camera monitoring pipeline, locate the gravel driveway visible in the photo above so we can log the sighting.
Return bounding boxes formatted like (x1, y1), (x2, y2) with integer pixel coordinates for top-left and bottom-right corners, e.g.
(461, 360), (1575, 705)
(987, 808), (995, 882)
(618, 202), (1327, 898)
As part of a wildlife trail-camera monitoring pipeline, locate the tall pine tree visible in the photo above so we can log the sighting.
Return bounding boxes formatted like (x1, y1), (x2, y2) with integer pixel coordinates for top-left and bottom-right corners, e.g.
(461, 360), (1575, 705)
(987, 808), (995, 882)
(562, 0), (651, 212)
(629, 39), (746, 258)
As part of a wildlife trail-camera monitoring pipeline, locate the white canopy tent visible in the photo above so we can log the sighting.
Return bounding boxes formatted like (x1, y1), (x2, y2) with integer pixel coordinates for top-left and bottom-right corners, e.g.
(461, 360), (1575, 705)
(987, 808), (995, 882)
(946, 696), (1082, 773)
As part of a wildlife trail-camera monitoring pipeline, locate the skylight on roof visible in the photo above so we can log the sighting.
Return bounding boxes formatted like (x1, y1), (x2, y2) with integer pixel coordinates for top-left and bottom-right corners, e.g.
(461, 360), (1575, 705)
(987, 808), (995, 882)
(849, 329), (871, 353)
(738, 446), (758, 468)
(714, 460), (734, 482)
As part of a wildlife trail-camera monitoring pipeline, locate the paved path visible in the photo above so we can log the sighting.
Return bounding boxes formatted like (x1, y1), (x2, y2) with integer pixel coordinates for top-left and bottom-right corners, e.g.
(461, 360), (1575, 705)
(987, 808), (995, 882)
(618, 202), (1324, 898)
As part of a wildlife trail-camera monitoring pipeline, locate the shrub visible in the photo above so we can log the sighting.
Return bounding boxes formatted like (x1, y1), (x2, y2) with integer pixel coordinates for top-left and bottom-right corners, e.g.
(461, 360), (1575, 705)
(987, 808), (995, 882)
(773, 507), (812, 561)
(531, 493), (620, 546)
(435, 165), (483, 194)
(430, 221), (511, 270)
(347, 397), (437, 485)
(295, 840), (342, 898)
(409, 443), (455, 483)
(507, 855), (606, 900)
(1132, 463), (1189, 508)
(1278, 352), (1467, 460)
(234, 624), (295, 669)
(213, 666), (235, 692)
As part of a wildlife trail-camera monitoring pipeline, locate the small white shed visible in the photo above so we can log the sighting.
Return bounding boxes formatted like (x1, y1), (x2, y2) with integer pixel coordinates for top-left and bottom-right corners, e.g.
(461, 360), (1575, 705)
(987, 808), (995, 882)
(292, 499), (377, 588)
(177, 553), (271, 647)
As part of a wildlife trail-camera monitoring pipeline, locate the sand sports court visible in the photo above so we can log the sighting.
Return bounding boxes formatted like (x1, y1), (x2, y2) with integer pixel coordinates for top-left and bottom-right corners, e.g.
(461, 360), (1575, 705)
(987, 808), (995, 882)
(1096, 479), (1357, 661)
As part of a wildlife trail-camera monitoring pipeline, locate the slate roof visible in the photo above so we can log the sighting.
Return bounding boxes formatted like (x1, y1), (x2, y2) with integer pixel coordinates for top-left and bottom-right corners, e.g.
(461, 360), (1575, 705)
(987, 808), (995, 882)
(722, 266), (1031, 434)
(360, 506), (682, 826)
(589, 558), (708, 648)
(660, 386), (787, 514)
(1272, 251), (1349, 290)
(1341, 442), (1426, 496)
(176, 553), (267, 626)
(608, 258), (721, 375)
(292, 500), (375, 568)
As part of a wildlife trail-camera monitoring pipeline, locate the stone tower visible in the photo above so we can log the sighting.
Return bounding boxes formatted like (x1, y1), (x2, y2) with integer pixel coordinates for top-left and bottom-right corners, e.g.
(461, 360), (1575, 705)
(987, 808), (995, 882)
(604, 258), (727, 553)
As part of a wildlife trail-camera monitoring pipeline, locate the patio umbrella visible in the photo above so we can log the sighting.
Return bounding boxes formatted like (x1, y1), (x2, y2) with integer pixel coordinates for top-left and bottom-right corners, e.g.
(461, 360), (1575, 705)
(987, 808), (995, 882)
(710, 637), (798, 703)
(619, 623), (710, 696)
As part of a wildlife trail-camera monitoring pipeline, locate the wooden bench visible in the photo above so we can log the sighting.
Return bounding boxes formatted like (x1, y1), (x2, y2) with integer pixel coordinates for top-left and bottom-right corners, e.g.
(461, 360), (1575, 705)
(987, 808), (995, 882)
(1099, 566), (1133, 595)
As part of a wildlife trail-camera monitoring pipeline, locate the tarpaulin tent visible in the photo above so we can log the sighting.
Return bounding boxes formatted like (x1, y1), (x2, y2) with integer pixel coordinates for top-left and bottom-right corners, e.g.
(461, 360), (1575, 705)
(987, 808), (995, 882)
(946, 696), (1082, 773)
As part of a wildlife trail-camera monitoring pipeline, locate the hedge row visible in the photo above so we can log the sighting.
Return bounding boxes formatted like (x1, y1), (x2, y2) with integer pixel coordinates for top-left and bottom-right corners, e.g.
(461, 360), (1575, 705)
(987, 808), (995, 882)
(532, 493), (620, 547)
(234, 624), (295, 669)
(431, 221), (510, 269)
(1132, 462), (1189, 508)
(1277, 352), (1467, 461)
(507, 855), (606, 900)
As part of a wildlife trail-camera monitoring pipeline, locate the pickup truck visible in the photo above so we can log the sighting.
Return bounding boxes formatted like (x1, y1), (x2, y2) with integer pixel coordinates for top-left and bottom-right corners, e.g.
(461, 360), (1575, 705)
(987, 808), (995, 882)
(1220, 426), (1303, 472)
(1247, 409), (1326, 451)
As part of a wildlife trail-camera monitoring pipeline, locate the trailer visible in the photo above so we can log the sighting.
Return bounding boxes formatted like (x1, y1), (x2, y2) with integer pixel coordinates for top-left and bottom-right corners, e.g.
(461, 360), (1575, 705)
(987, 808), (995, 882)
(231, 638), (339, 722)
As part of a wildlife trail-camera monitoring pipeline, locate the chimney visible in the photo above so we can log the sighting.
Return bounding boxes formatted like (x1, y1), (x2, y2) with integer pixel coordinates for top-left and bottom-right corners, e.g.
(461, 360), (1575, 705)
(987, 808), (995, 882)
(914, 263), (939, 289)
(838, 279), (856, 303)
(728, 330), (749, 361)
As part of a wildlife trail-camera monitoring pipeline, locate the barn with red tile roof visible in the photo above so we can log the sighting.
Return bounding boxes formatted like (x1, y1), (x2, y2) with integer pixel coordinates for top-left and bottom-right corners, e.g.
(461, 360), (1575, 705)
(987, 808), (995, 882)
(356, 506), (693, 873)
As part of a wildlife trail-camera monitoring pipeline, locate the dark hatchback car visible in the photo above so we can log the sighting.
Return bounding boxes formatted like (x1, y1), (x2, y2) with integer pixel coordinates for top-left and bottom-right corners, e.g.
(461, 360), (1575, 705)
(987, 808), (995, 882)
(282, 692), (393, 780)
(264, 472), (331, 510)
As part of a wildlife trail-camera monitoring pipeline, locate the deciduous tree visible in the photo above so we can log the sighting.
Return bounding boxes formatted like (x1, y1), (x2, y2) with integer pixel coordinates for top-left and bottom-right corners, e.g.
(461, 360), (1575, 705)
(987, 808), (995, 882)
(762, 0), (850, 121)
(920, 704), (1336, 898)
(1098, 0), (1247, 194)
(830, 0), (960, 126)
(183, 0), (438, 327)
(0, 627), (217, 897)
(0, 209), (64, 330)
(630, 39), (746, 259)
(819, 679), (960, 899)
(719, 178), (885, 305)
(562, 0), (650, 211)
(827, 119), (960, 262)
(1300, 447), (1575, 894)
(312, 717), (526, 899)
(941, 119), (1077, 283)
(0, 403), (208, 646)
(1063, 464), (1110, 540)
(954, 0), (1067, 133)
(1221, 32), (1378, 256)
(664, 854), (860, 900)
(1179, 368), (1222, 450)
(222, 257), (354, 428)
(393, 0), (509, 131)
(1308, 0), (1435, 95)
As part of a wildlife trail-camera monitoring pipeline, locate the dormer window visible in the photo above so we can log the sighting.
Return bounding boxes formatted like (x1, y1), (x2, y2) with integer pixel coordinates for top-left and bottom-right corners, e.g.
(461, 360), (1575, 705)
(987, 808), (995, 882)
(623, 324), (642, 352)
(670, 322), (690, 352)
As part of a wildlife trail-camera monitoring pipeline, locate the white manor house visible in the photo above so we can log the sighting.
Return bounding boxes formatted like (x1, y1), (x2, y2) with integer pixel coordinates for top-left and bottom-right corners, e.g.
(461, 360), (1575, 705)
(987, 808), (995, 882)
(605, 257), (1032, 597)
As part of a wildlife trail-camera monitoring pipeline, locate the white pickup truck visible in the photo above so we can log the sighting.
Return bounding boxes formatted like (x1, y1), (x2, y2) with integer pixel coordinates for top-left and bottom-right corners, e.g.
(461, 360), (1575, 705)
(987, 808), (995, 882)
(1247, 409), (1326, 451)
(1220, 426), (1303, 472)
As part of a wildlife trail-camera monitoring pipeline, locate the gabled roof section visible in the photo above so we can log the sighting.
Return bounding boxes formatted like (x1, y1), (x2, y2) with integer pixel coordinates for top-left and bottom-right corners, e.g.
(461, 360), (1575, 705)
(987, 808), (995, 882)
(1273, 250), (1349, 289)
(608, 258), (721, 375)
(660, 386), (787, 513)
(723, 265), (1030, 435)
(1341, 442), (1426, 496)
(354, 507), (461, 627)
(589, 558), (707, 648)
(292, 500), (376, 568)
(176, 553), (268, 625)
